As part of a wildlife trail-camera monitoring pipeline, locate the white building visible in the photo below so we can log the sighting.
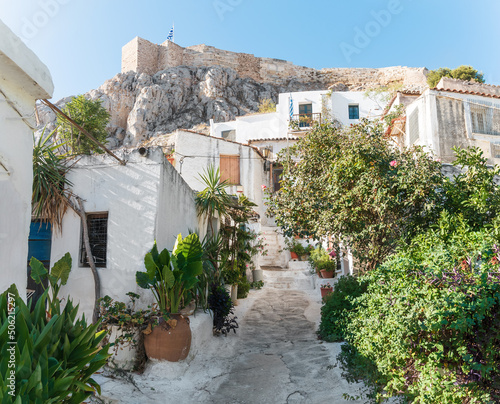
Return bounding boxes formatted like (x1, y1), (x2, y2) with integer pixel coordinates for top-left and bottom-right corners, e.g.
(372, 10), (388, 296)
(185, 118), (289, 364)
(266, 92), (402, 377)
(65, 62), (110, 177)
(403, 78), (500, 164)
(50, 148), (201, 318)
(0, 20), (54, 298)
(210, 89), (387, 146)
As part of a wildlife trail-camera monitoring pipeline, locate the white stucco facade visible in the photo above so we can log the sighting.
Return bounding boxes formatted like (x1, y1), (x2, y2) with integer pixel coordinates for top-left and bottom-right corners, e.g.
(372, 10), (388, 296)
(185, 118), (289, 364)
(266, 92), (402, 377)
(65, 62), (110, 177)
(210, 90), (388, 145)
(0, 19), (53, 298)
(51, 148), (201, 318)
(405, 88), (500, 164)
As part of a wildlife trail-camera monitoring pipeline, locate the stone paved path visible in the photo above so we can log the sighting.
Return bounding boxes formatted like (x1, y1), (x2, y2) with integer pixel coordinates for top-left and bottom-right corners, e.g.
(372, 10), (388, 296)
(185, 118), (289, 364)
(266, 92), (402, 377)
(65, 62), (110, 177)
(93, 287), (364, 404)
(207, 288), (363, 404)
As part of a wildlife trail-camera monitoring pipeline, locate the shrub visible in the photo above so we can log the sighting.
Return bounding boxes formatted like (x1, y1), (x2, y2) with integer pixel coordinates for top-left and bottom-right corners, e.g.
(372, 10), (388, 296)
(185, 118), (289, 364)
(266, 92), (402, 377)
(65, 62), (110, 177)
(237, 277), (251, 299)
(309, 245), (336, 273)
(0, 286), (110, 403)
(208, 285), (238, 336)
(318, 275), (368, 342)
(344, 216), (500, 403)
(427, 65), (485, 88)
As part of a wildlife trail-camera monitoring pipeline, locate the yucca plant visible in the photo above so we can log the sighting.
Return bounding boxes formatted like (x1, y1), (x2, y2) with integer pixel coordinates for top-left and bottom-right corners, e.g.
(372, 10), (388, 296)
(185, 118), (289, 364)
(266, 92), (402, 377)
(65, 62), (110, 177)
(32, 128), (73, 232)
(0, 285), (110, 403)
(195, 165), (231, 236)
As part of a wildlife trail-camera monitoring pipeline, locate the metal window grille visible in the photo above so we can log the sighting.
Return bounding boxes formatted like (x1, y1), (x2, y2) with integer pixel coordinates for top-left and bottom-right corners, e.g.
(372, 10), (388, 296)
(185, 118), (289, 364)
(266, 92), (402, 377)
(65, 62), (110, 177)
(409, 109), (419, 145)
(80, 213), (108, 268)
(468, 99), (496, 135)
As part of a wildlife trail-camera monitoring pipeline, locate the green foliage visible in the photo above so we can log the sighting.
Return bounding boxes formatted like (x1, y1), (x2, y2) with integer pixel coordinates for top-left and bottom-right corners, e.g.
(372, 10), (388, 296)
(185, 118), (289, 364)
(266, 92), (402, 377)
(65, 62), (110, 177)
(443, 146), (500, 230)
(98, 293), (150, 355)
(29, 253), (72, 315)
(207, 284), (238, 335)
(257, 98), (276, 113)
(267, 120), (444, 272)
(383, 103), (405, 128)
(318, 275), (368, 342)
(427, 65), (485, 88)
(309, 245), (336, 272)
(250, 280), (264, 290)
(343, 215), (500, 403)
(32, 128), (72, 231)
(136, 234), (204, 314)
(236, 278), (251, 299)
(195, 165), (231, 237)
(284, 238), (312, 256)
(220, 195), (263, 286)
(57, 95), (110, 155)
(0, 287), (110, 403)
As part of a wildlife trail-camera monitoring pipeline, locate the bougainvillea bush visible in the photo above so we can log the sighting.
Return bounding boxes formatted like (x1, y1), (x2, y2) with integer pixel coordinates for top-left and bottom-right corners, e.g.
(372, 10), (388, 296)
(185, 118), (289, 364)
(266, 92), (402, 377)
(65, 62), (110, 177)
(344, 215), (500, 403)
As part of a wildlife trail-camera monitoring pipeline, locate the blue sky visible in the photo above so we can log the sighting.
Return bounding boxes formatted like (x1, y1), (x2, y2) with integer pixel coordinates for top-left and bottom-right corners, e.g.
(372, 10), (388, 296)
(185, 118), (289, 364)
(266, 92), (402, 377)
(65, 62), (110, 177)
(1, 0), (499, 101)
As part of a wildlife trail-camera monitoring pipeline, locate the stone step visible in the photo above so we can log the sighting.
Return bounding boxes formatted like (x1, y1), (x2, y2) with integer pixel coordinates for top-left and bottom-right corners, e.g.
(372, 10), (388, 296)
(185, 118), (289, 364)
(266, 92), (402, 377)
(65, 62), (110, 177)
(262, 269), (315, 290)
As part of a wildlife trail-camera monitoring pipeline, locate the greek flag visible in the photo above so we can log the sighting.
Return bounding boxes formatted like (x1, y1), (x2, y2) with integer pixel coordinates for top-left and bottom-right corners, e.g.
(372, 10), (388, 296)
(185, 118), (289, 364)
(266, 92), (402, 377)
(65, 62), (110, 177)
(166, 26), (174, 42)
(289, 95), (294, 120)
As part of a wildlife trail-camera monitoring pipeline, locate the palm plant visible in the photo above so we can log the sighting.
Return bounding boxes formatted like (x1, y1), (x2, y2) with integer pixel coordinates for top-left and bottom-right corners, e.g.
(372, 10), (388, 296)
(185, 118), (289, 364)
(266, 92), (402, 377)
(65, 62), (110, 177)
(195, 165), (231, 236)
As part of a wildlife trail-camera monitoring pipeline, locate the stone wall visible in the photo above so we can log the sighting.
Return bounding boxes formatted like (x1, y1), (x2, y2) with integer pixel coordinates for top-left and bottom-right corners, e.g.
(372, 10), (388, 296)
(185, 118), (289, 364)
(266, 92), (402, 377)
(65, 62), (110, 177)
(121, 37), (428, 90)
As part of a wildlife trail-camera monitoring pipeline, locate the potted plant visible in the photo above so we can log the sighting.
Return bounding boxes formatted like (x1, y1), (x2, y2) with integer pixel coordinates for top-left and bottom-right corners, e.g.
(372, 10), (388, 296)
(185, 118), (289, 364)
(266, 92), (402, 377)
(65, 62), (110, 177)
(98, 292), (150, 370)
(285, 238), (311, 261)
(320, 282), (333, 298)
(136, 233), (204, 362)
(309, 246), (337, 278)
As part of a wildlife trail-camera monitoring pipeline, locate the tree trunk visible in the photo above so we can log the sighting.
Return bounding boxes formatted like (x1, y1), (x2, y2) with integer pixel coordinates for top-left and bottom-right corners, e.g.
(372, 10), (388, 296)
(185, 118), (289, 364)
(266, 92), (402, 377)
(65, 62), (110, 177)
(69, 197), (101, 324)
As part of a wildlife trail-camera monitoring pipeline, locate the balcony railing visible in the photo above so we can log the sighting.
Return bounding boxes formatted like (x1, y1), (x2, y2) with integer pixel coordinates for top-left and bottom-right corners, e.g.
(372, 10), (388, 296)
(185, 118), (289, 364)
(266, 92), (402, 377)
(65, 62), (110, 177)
(289, 113), (322, 130)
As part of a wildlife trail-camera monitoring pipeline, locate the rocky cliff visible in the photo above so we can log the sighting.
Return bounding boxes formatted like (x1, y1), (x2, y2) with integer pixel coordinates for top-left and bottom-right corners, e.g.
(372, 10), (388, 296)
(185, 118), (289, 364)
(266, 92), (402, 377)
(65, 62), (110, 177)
(37, 64), (427, 148)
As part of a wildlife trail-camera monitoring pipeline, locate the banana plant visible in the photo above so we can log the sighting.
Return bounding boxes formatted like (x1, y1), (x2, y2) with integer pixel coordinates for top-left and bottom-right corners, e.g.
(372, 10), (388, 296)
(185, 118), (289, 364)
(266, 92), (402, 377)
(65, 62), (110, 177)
(136, 233), (204, 314)
(29, 253), (72, 315)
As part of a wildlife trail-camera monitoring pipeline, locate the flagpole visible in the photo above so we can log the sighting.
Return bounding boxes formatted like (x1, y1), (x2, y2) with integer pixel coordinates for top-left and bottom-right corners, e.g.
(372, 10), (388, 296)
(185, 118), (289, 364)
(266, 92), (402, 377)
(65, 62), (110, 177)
(173, 22), (175, 43)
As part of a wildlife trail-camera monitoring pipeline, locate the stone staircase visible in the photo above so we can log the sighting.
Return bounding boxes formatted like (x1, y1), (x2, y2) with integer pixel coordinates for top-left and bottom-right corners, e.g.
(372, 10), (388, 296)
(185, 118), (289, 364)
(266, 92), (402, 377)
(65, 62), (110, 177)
(261, 261), (315, 290)
(258, 227), (286, 268)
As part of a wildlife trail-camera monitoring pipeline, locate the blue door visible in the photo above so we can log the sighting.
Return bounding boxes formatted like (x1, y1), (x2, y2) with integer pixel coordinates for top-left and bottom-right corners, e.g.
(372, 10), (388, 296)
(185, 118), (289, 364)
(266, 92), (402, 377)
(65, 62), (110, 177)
(27, 221), (52, 305)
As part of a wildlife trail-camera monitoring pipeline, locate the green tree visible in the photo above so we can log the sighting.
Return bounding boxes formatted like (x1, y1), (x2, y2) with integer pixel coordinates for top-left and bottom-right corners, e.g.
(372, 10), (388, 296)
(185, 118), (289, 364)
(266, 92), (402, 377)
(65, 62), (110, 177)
(266, 120), (443, 272)
(427, 65), (485, 88)
(257, 98), (276, 113)
(57, 94), (110, 155)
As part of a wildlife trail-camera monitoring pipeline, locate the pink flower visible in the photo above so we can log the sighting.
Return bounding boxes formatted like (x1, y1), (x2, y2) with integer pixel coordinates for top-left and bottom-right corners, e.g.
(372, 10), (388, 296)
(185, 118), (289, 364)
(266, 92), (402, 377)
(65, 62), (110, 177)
(390, 160), (398, 167)
(261, 185), (267, 190)
(329, 250), (336, 258)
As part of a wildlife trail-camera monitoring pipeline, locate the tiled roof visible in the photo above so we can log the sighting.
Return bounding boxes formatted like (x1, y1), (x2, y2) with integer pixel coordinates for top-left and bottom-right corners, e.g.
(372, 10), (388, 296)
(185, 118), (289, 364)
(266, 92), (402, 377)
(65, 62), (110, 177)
(431, 87), (500, 100)
(248, 137), (299, 143)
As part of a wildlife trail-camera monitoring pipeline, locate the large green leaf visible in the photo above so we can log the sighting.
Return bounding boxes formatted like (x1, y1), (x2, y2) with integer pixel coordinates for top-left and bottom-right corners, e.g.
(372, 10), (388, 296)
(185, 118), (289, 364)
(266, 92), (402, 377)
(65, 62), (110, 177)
(136, 272), (152, 289)
(162, 265), (175, 288)
(175, 233), (203, 262)
(158, 248), (171, 268)
(144, 252), (158, 279)
(29, 257), (48, 285)
(50, 253), (72, 286)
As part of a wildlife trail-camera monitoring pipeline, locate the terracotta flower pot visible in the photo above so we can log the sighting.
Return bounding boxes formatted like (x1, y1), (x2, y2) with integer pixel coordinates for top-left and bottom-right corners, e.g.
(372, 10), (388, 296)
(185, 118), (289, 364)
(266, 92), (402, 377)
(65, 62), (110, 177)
(320, 269), (334, 279)
(321, 287), (333, 298)
(290, 252), (299, 260)
(144, 314), (191, 362)
(299, 254), (309, 261)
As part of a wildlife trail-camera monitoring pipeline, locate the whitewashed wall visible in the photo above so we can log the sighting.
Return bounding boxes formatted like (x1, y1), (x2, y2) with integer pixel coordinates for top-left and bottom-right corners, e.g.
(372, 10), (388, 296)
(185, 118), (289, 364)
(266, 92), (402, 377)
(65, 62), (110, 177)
(0, 19), (53, 298)
(52, 148), (200, 317)
(171, 130), (268, 221)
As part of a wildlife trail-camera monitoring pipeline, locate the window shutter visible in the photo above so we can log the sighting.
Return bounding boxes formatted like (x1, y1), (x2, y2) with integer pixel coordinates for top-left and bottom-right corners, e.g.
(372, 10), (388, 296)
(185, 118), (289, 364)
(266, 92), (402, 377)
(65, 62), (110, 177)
(220, 155), (240, 185)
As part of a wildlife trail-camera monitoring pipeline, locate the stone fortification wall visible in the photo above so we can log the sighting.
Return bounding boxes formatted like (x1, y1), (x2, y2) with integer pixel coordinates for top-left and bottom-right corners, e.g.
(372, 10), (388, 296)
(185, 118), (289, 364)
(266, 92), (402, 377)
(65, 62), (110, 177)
(122, 37), (428, 90)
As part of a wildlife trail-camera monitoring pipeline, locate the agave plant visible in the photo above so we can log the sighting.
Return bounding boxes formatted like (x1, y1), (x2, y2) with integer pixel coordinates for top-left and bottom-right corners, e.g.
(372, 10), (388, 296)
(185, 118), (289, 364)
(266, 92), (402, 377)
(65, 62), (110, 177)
(136, 233), (204, 314)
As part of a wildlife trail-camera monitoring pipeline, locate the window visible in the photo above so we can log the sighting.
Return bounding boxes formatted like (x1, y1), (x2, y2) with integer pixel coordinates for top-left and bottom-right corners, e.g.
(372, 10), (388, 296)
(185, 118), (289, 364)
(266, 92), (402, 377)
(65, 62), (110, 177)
(221, 130), (236, 141)
(299, 104), (313, 127)
(409, 109), (420, 145)
(80, 213), (108, 268)
(348, 105), (359, 120)
(220, 155), (240, 185)
(470, 104), (488, 134)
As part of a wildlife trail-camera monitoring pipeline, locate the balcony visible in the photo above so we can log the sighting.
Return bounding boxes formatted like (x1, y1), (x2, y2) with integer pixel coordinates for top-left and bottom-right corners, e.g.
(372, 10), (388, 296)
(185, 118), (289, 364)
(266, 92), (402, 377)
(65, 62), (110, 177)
(289, 113), (322, 131)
